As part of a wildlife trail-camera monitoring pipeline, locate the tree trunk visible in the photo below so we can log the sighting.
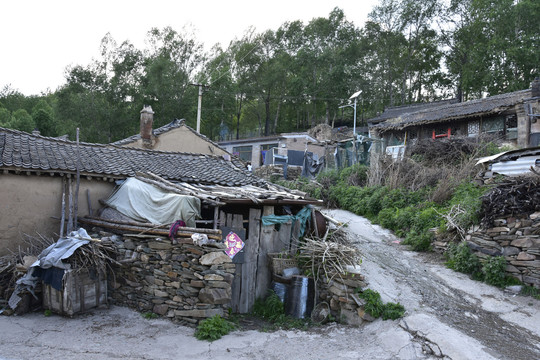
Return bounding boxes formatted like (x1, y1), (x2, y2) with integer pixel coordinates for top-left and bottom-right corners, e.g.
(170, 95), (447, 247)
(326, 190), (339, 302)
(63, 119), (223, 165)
(273, 101), (282, 134)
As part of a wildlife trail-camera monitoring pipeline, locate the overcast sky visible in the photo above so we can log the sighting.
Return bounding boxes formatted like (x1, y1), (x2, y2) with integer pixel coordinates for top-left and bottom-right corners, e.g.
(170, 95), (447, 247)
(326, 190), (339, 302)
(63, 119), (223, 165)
(1, 0), (379, 96)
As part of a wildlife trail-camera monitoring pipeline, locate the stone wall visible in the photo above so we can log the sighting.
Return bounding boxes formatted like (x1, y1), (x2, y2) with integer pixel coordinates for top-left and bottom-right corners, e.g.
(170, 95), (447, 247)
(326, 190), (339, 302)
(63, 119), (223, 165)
(435, 212), (540, 289)
(317, 270), (371, 325)
(108, 234), (234, 325)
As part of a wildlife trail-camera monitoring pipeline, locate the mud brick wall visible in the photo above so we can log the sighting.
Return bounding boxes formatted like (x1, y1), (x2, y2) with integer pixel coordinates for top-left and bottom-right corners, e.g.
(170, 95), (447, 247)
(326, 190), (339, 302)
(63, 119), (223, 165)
(109, 235), (234, 325)
(464, 213), (540, 289)
(318, 271), (370, 325)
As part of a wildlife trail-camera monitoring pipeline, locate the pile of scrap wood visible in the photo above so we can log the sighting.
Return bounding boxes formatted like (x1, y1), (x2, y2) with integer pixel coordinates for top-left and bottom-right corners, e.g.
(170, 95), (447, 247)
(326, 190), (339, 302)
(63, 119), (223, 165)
(481, 174), (540, 226)
(297, 227), (362, 281)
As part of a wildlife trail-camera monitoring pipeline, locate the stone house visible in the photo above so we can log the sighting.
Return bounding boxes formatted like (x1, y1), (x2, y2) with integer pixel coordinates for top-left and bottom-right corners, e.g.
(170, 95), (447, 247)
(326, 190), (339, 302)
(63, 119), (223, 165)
(0, 125), (319, 316)
(369, 79), (540, 155)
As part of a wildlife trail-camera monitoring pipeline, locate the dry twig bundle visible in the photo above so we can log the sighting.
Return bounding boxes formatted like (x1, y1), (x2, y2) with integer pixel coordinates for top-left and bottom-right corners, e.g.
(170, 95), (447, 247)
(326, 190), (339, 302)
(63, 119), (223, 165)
(298, 234), (362, 282)
(481, 175), (540, 226)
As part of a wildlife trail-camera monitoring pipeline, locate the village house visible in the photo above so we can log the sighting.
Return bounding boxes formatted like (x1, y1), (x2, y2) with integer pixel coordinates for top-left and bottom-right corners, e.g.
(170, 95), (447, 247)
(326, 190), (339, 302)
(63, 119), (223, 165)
(0, 112), (323, 318)
(112, 105), (231, 158)
(369, 79), (540, 157)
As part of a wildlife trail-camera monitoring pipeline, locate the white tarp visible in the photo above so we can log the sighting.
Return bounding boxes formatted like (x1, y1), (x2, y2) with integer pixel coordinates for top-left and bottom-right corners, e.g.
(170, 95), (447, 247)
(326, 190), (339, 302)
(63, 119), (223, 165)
(104, 177), (201, 227)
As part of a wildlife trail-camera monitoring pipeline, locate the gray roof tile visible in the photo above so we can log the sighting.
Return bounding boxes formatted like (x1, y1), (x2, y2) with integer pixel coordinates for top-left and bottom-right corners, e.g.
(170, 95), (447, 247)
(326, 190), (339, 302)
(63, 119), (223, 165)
(0, 127), (262, 186)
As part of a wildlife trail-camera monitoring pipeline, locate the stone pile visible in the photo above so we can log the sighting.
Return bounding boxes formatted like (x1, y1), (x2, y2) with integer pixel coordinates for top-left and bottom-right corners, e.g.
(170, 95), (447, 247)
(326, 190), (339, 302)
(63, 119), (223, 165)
(254, 165), (302, 181)
(108, 234), (234, 325)
(318, 270), (370, 325)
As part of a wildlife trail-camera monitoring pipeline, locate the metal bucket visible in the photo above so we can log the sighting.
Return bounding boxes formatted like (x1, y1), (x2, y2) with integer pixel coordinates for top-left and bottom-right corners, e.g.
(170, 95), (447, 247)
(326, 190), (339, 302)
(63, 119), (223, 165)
(285, 276), (314, 319)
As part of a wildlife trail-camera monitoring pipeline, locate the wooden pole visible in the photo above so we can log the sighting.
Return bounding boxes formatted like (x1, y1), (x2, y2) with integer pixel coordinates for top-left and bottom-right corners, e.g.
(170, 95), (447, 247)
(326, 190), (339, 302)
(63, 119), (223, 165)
(74, 128), (81, 227)
(67, 177), (73, 234)
(60, 177), (66, 238)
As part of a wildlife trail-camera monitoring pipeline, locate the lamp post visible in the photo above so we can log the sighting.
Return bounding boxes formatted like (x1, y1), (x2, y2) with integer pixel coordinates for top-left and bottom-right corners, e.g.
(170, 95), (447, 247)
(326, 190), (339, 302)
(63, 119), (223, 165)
(349, 90), (362, 136)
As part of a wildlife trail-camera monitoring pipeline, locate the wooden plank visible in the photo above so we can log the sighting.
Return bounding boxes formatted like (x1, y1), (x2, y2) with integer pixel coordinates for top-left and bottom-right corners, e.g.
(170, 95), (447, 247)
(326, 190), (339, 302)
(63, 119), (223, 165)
(276, 222), (292, 254)
(228, 213), (244, 313)
(242, 208), (261, 313)
(255, 206), (275, 300)
(290, 220), (301, 254)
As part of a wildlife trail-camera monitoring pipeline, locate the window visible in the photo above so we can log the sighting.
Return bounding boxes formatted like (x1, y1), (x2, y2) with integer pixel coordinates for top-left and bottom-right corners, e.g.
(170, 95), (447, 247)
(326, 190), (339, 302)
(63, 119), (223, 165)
(260, 143), (278, 165)
(233, 146), (252, 162)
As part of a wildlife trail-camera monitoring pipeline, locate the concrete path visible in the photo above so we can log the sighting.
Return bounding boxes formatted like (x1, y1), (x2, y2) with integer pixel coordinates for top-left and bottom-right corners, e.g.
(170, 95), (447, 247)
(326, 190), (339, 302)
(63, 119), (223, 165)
(0, 209), (538, 359)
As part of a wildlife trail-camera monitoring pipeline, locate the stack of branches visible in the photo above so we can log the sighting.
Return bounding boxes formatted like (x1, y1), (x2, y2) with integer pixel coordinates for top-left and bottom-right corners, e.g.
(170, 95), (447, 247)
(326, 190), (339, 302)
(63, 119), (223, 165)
(298, 231), (362, 282)
(408, 137), (481, 165)
(368, 154), (451, 191)
(64, 238), (121, 275)
(1, 233), (55, 300)
(481, 174), (540, 227)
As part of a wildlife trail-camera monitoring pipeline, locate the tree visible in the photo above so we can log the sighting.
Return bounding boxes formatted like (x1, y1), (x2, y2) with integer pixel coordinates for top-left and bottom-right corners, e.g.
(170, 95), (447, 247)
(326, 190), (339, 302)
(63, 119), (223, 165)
(10, 109), (35, 133)
(32, 100), (56, 136)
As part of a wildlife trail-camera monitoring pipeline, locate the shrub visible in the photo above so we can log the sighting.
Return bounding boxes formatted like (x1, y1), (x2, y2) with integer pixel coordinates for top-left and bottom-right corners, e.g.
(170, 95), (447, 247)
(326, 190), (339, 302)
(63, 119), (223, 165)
(403, 229), (433, 252)
(445, 242), (482, 276)
(482, 256), (508, 287)
(195, 315), (236, 341)
(338, 163), (369, 186)
(366, 186), (389, 216)
(358, 289), (384, 318)
(252, 291), (309, 329)
(358, 289), (406, 321)
(382, 302), (405, 320)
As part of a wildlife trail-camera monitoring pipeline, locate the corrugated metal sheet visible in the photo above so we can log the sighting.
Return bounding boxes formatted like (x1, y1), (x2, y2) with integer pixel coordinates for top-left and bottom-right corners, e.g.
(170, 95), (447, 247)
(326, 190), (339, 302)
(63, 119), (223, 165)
(491, 156), (540, 176)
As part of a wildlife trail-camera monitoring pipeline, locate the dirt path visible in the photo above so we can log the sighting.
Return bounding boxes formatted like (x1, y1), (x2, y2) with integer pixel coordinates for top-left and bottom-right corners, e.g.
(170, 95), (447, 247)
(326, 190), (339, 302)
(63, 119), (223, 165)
(0, 209), (539, 360)
(325, 209), (540, 360)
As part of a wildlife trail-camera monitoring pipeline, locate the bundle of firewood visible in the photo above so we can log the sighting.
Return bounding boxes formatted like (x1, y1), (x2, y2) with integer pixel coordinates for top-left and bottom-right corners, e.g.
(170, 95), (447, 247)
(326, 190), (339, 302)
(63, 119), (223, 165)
(481, 175), (540, 226)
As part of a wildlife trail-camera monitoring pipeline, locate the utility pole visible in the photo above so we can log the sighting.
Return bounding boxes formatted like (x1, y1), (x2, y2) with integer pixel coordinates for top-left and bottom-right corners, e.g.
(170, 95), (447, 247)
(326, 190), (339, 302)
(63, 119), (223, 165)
(190, 83), (208, 133)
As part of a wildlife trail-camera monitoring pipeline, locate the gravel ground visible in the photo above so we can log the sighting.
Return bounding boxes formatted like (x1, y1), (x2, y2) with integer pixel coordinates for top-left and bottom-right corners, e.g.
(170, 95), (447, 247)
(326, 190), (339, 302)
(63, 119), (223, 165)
(1, 209), (539, 360)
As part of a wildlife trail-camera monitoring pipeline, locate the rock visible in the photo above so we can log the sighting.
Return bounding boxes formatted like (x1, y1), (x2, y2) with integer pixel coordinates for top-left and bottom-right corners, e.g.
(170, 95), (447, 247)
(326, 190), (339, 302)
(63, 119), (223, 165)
(154, 289), (169, 297)
(190, 280), (205, 288)
(339, 309), (363, 326)
(357, 308), (376, 322)
(208, 281), (230, 289)
(530, 212), (540, 220)
(153, 304), (169, 315)
(516, 252), (536, 261)
(204, 274), (224, 281)
(510, 238), (533, 248)
(199, 252), (231, 265)
(487, 227), (510, 233)
(502, 247), (520, 256)
(174, 308), (224, 318)
(198, 288), (230, 304)
(148, 241), (172, 250)
(505, 285), (523, 294)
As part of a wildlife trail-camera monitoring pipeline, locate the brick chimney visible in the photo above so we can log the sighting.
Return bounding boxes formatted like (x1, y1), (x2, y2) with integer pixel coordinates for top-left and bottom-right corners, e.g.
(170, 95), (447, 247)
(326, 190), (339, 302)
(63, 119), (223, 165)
(532, 77), (540, 98)
(140, 105), (154, 146)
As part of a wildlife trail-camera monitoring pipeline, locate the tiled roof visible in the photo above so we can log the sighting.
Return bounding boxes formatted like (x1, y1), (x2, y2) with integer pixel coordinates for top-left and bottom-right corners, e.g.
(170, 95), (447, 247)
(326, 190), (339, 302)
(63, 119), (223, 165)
(0, 127), (262, 186)
(372, 89), (531, 132)
(368, 99), (459, 125)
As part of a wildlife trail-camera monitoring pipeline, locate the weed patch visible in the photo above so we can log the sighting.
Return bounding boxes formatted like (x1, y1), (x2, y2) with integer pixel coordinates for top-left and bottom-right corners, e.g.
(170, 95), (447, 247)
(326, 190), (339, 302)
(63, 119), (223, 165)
(195, 315), (236, 341)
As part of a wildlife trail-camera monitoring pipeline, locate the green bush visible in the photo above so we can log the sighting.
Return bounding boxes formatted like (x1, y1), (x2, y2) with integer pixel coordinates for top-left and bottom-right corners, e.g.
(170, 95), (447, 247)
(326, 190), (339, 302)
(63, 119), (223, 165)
(445, 242), (482, 276)
(195, 315), (236, 341)
(358, 289), (384, 318)
(382, 302), (406, 320)
(338, 163), (369, 186)
(366, 186), (389, 217)
(403, 229), (433, 252)
(482, 256), (508, 287)
(252, 291), (309, 329)
(358, 289), (406, 321)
